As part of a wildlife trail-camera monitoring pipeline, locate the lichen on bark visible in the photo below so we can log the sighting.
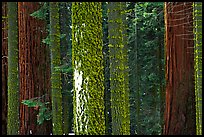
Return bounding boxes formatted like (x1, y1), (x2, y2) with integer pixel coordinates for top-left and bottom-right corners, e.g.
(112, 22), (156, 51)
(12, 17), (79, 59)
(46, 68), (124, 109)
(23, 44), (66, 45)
(49, 2), (63, 135)
(193, 2), (202, 135)
(7, 2), (20, 135)
(107, 2), (130, 135)
(72, 2), (105, 135)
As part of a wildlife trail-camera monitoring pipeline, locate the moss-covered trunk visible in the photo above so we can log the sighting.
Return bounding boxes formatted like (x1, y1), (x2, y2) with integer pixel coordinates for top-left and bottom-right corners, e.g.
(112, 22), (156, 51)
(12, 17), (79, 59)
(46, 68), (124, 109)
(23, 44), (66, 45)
(49, 2), (63, 135)
(7, 2), (19, 135)
(193, 2), (202, 135)
(72, 2), (105, 135)
(107, 2), (130, 135)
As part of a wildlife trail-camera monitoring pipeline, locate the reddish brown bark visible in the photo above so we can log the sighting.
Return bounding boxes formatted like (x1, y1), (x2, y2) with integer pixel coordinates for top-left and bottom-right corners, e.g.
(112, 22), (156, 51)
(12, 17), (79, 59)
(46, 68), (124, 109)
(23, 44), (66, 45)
(18, 2), (51, 135)
(163, 2), (196, 135)
(2, 2), (8, 135)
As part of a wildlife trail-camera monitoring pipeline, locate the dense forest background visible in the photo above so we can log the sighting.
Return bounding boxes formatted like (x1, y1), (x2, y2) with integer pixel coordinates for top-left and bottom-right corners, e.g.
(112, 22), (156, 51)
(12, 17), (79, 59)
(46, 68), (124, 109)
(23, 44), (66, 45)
(1, 2), (202, 135)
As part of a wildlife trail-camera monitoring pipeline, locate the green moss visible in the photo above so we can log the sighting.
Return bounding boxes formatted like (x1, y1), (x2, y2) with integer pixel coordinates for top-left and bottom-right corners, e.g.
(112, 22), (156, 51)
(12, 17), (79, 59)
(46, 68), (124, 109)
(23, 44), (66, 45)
(107, 2), (130, 135)
(72, 2), (105, 135)
(7, 2), (20, 135)
(50, 2), (63, 135)
(193, 2), (202, 135)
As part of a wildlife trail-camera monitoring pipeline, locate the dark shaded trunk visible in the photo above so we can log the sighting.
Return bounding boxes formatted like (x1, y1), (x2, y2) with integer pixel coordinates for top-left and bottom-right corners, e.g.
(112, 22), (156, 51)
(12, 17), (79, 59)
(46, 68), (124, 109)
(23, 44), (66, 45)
(102, 2), (112, 135)
(59, 2), (73, 134)
(2, 2), (8, 135)
(163, 2), (196, 135)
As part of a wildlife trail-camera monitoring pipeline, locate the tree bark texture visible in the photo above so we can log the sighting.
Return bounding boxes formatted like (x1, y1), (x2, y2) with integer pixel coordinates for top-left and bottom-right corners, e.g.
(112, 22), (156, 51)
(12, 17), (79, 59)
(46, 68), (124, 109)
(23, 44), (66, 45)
(72, 2), (105, 135)
(193, 2), (202, 135)
(59, 2), (73, 134)
(7, 2), (20, 135)
(49, 2), (63, 135)
(107, 2), (130, 135)
(18, 2), (51, 135)
(2, 2), (8, 135)
(163, 2), (196, 135)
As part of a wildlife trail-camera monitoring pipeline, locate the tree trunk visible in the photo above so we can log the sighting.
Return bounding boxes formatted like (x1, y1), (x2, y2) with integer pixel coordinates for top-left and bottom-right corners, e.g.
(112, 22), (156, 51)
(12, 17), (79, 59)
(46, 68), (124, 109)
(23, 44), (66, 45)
(18, 2), (52, 135)
(59, 2), (73, 135)
(7, 2), (20, 135)
(107, 2), (130, 135)
(102, 2), (112, 135)
(193, 2), (202, 135)
(72, 2), (105, 135)
(163, 2), (196, 135)
(2, 2), (8, 135)
(49, 2), (63, 135)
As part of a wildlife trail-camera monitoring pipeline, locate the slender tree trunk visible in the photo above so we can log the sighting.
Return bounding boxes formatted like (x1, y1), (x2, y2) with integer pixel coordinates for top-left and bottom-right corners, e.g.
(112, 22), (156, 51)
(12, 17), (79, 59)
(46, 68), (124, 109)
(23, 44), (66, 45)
(102, 2), (112, 135)
(59, 2), (73, 135)
(2, 2), (8, 135)
(49, 2), (63, 135)
(107, 2), (130, 135)
(72, 2), (105, 135)
(156, 9), (165, 133)
(134, 3), (140, 135)
(7, 2), (20, 135)
(158, 33), (165, 134)
(193, 2), (202, 135)
(163, 2), (196, 135)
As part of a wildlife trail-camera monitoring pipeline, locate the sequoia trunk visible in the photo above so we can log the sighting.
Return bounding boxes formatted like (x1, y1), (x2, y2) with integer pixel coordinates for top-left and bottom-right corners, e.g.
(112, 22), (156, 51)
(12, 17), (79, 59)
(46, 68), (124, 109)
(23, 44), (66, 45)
(163, 2), (196, 135)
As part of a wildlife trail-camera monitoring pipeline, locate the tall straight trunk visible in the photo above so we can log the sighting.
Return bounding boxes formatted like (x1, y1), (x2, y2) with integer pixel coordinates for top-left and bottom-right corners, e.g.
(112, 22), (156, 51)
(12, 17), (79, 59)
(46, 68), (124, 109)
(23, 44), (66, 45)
(102, 2), (111, 135)
(107, 2), (130, 135)
(7, 2), (19, 135)
(128, 2), (138, 135)
(2, 2), (8, 135)
(134, 3), (140, 135)
(163, 2), (196, 135)
(59, 2), (73, 135)
(18, 2), (51, 135)
(193, 2), (202, 135)
(49, 2), (63, 135)
(158, 33), (165, 133)
(72, 2), (105, 135)
(157, 5), (165, 132)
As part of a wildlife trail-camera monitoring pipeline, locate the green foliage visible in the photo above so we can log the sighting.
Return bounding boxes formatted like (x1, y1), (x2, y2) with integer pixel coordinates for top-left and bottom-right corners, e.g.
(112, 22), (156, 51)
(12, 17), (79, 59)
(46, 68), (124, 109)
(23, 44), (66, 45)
(21, 96), (52, 125)
(127, 2), (165, 135)
(54, 66), (73, 73)
(42, 35), (50, 45)
(30, 2), (49, 20)
(42, 33), (66, 45)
